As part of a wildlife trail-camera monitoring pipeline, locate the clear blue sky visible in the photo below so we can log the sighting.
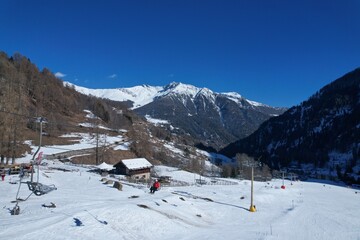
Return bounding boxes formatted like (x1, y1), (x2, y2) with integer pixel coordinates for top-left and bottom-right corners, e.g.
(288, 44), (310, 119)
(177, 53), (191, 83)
(1, 0), (360, 107)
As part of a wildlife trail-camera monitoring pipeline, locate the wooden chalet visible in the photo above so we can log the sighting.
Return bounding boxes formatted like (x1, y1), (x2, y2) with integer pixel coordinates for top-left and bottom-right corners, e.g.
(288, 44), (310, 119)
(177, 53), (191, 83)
(114, 158), (152, 180)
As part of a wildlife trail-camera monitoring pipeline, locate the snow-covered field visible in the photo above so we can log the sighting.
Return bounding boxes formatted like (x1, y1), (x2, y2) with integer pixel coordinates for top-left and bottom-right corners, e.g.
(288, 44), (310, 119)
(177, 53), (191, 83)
(1, 161), (359, 240)
(2, 124), (359, 239)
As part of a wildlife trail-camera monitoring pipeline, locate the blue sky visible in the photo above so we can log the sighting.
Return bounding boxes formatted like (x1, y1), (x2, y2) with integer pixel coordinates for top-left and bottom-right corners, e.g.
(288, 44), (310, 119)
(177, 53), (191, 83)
(1, 0), (360, 107)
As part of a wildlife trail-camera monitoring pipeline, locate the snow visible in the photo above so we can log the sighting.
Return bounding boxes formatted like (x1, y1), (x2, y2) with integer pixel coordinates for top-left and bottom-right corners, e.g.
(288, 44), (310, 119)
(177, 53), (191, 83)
(220, 92), (270, 108)
(222, 92), (242, 99)
(16, 132), (128, 164)
(246, 99), (266, 107)
(1, 162), (359, 240)
(163, 143), (184, 155)
(145, 115), (170, 125)
(65, 82), (162, 109)
(96, 162), (114, 171)
(160, 82), (202, 98)
(84, 109), (99, 119)
(120, 158), (153, 170)
(113, 142), (130, 151)
(3, 113), (360, 239)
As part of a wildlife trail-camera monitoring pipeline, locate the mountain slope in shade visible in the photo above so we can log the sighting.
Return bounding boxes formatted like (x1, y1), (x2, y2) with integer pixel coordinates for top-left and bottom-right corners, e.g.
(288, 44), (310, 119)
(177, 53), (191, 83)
(135, 82), (286, 149)
(67, 81), (286, 149)
(221, 68), (360, 184)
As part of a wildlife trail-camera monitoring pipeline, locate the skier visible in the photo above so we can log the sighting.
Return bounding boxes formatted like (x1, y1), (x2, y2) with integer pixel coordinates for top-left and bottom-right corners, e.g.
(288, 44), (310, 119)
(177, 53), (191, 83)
(150, 179), (160, 193)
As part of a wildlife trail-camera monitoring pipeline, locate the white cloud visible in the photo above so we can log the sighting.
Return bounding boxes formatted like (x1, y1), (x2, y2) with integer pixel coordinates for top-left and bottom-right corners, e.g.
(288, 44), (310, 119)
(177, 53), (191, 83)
(108, 74), (117, 79)
(55, 72), (66, 78)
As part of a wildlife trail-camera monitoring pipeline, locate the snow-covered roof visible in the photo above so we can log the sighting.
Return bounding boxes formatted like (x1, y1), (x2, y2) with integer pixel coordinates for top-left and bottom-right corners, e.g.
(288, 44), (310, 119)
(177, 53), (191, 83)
(96, 162), (114, 171)
(120, 158), (152, 170)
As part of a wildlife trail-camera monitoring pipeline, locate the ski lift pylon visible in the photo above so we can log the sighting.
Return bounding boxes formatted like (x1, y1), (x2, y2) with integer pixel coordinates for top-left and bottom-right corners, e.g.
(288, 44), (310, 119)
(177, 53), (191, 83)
(11, 116), (57, 215)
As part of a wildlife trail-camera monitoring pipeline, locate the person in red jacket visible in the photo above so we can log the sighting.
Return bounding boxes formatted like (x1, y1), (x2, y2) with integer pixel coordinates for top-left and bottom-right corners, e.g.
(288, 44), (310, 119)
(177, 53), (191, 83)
(150, 179), (160, 193)
(1, 170), (5, 181)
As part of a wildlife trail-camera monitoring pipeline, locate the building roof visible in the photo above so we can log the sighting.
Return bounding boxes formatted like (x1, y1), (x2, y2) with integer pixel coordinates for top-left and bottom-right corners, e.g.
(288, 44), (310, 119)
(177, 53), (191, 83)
(96, 162), (114, 171)
(119, 158), (152, 170)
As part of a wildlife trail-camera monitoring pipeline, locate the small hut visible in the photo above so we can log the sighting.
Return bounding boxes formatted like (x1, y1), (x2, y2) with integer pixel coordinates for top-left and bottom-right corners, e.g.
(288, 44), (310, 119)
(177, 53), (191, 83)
(114, 158), (152, 180)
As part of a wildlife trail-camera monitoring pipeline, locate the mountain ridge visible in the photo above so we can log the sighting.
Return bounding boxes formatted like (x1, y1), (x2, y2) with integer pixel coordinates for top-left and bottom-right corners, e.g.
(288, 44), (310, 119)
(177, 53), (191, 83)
(66, 81), (284, 110)
(67, 81), (287, 149)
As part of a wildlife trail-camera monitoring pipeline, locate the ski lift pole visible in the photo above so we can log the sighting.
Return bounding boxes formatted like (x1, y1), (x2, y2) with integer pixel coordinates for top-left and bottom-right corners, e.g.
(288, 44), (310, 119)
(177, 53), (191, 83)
(249, 166), (256, 212)
(247, 156), (261, 213)
(31, 117), (44, 182)
(281, 170), (286, 189)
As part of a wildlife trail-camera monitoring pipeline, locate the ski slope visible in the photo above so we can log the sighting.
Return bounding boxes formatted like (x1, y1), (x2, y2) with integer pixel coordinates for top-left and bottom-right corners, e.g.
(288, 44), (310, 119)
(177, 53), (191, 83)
(1, 162), (359, 240)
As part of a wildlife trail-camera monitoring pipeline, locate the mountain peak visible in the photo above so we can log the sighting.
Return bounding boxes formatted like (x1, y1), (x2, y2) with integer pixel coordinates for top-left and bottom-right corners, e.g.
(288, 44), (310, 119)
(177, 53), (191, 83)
(161, 82), (201, 97)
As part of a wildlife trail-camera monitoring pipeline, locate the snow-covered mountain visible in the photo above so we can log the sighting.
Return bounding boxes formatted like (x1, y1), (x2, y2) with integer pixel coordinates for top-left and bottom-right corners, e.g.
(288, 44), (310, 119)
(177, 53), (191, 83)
(67, 81), (271, 110)
(65, 82), (162, 109)
(67, 82), (286, 150)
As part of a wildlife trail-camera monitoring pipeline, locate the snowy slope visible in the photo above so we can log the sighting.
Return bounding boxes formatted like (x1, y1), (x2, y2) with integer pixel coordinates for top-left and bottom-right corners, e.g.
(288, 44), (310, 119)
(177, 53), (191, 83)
(65, 82), (162, 109)
(1, 161), (359, 240)
(1, 101), (356, 240)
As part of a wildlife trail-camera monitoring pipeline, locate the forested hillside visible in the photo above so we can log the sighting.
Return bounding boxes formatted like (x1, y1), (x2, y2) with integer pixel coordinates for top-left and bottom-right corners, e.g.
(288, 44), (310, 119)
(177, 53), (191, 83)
(221, 68), (360, 184)
(0, 52), (140, 163)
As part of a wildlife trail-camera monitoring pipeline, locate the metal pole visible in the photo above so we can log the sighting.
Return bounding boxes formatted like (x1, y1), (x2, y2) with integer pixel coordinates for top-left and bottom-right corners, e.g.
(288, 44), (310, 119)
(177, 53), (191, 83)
(249, 166), (256, 212)
(281, 171), (286, 189)
(31, 119), (43, 182)
(251, 166), (253, 205)
(37, 121), (42, 183)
